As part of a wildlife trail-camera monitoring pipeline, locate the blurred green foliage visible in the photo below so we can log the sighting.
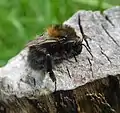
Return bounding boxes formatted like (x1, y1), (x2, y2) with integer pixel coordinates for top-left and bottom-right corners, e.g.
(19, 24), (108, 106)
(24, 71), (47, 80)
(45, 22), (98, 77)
(0, 0), (119, 66)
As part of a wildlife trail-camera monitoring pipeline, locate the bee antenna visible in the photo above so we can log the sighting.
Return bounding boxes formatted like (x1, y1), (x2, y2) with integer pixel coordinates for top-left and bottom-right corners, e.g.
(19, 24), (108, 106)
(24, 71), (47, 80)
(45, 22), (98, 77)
(78, 14), (91, 51)
(78, 14), (84, 42)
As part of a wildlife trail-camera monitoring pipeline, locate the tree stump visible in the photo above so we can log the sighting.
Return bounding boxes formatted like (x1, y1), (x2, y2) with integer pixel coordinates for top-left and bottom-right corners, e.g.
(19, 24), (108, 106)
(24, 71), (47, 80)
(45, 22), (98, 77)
(0, 6), (120, 113)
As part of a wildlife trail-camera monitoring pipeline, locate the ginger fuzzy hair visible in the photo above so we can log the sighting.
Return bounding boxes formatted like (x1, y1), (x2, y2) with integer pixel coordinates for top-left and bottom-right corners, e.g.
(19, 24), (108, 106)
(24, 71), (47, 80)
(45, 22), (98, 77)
(47, 25), (61, 38)
(46, 24), (78, 40)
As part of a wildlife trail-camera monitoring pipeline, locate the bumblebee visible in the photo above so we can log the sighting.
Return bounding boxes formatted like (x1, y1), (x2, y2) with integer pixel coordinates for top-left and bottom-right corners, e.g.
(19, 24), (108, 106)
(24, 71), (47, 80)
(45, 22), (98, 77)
(27, 16), (91, 91)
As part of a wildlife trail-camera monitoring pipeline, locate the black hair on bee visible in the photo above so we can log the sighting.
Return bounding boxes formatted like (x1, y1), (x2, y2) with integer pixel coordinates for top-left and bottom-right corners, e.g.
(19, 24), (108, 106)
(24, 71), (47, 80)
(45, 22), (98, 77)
(27, 15), (92, 91)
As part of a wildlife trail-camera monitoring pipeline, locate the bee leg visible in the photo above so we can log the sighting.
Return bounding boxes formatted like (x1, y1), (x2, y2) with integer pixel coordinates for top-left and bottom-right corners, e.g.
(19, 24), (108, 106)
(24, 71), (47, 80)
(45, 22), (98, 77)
(46, 54), (57, 91)
(63, 51), (74, 63)
(64, 51), (77, 63)
(49, 71), (57, 91)
(66, 66), (72, 78)
(83, 35), (91, 51)
(73, 55), (77, 62)
(82, 44), (93, 58)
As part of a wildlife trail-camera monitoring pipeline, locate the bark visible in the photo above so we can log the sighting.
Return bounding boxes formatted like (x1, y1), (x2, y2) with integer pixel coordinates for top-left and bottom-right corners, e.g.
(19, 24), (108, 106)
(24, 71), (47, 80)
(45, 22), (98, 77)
(0, 6), (120, 113)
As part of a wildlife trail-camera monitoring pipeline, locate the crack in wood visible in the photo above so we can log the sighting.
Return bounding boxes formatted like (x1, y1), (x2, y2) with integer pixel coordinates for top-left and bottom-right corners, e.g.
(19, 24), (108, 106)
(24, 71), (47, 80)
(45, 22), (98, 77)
(104, 15), (115, 27)
(99, 45), (112, 65)
(101, 24), (120, 47)
(87, 57), (94, 77)
(101, 51), (112, 64)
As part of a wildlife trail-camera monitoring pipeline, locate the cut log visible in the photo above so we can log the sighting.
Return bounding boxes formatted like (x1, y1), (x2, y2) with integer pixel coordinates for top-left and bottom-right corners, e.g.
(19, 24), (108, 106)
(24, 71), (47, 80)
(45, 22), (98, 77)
(0, 6), (120, 113)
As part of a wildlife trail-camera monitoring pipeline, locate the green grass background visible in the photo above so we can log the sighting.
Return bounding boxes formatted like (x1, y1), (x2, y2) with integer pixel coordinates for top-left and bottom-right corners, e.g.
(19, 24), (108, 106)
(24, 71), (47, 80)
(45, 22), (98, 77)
(0, 0), (119, 66)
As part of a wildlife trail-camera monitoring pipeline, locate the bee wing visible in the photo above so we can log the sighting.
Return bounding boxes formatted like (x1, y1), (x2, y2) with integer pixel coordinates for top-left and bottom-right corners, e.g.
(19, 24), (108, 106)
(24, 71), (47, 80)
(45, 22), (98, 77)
(26, 35), (58, 47)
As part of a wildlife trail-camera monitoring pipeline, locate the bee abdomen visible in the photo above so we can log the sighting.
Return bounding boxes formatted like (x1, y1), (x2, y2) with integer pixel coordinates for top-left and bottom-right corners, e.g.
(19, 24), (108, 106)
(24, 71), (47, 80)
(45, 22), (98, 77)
(27, 47), (46, 70)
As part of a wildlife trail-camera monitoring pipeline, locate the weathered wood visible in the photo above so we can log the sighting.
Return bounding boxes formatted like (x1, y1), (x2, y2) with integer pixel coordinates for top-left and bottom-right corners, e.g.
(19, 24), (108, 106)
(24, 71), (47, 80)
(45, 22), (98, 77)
(0, 6), (120, 113)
